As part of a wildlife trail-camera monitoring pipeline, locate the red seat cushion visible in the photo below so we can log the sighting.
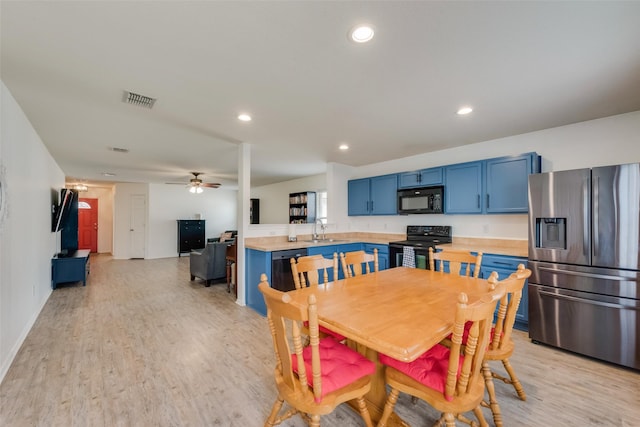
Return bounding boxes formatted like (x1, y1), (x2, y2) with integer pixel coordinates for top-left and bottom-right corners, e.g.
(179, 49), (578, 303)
(291, 338), (375, 402)
(447, 321), (500, 345)
(379, 344), (463, 402)
(303, 320), (346, 341)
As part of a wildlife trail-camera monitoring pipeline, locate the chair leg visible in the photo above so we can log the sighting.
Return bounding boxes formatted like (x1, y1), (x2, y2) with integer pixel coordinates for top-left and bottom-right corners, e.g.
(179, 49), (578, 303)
(190, 275), (195, 280)
(265, 396), (284, 427)
(377, 387), (399, 427)
(502, 358), (526, 401)
(354, 396), (374, 427)
(308, 413), (321, 427)
(482, 361), (502, 427)
(443, 412), (457, 427)
(472, 406), (490, 427)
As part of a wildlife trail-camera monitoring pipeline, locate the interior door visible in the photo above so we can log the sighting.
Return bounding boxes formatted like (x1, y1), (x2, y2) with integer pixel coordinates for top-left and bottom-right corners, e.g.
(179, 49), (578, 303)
(130, 194), (146, 259)
(78, 198), (98, 252)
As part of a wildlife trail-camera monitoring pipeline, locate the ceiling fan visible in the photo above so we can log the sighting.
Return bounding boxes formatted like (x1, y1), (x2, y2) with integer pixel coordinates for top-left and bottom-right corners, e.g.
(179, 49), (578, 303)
(167, 172), (221, 193)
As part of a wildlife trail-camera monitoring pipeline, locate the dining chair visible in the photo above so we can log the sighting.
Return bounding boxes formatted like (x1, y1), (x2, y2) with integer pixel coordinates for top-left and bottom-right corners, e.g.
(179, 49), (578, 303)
(290, 253), (345, 341)
(429, 247), (483, 278)
(339, 249), (378, 278)
(258, 275), (375, 427)
(480, 264), (532, 427)
(377, 275), (505, 427)
(291, 254), (338, 289)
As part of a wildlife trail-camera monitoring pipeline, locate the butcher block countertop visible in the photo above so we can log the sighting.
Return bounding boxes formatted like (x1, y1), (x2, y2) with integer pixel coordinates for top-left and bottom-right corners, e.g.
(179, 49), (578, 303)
(244, 232), (403, 252)
(437, 237), (528, 258)
(245, 233), (528, 257)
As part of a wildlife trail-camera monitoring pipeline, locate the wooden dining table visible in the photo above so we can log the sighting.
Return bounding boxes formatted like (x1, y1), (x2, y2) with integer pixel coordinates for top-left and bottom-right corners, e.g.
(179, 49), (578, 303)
(284, 266), (497, 426)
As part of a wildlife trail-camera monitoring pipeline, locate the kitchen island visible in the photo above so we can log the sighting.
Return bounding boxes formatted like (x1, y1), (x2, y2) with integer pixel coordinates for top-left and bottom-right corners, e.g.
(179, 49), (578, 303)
(245, 233), (528, 320)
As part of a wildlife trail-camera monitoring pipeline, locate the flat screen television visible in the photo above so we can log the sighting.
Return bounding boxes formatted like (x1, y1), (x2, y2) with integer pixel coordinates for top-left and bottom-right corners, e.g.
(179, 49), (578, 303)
(51, 188), (75, 232)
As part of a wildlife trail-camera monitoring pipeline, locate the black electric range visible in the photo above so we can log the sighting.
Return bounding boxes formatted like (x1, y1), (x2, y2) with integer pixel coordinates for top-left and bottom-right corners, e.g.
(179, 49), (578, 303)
(389, 225), (452, 268)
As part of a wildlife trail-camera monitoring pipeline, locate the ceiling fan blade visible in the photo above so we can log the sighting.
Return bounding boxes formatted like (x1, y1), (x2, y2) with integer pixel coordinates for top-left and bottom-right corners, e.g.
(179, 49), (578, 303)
(165, 182), (189, 185)
(201, 183), (221, 188)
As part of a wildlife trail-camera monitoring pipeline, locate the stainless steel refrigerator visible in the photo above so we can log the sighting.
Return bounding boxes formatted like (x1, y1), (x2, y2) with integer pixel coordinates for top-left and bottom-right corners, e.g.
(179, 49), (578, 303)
(528, 163), (640, 370)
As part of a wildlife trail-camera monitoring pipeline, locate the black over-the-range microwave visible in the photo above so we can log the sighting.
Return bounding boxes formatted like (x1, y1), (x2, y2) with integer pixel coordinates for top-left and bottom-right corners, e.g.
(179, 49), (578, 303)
(397, 186), (444, 214)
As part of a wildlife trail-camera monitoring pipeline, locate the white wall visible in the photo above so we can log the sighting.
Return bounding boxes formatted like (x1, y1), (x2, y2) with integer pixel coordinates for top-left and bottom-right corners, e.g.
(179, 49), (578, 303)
(250, 174), (326, 224)
(0, 81), (65, 381)
(147, 183), (237, 259)
(326, 111), (640, 240)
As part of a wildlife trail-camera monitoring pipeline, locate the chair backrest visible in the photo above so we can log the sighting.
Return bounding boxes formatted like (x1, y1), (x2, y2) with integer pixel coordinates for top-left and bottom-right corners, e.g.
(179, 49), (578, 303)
(291, 253), (338, 289)
(258, 274), (322, 401)
(428, 247), (483, 278)
(444, 274), (505, 401)
(489, 264), (532, 352)
(339, 249), (379, 278)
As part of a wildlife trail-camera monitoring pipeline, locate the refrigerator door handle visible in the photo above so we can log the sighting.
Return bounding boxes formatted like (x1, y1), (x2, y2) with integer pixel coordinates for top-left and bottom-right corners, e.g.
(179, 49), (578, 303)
(593, 175), (599, 257)
(538, 266), (627, 281)
(538, 289), (635, 310)
(583, 177), (590, 258)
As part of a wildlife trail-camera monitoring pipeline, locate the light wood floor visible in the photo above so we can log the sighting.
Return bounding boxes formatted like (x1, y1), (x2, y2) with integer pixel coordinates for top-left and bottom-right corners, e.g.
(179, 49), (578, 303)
(1, 254), (639, 426)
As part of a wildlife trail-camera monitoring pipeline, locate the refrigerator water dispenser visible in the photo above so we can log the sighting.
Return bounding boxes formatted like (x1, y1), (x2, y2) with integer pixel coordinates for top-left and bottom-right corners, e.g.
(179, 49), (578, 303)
(536, 218), (566, 249)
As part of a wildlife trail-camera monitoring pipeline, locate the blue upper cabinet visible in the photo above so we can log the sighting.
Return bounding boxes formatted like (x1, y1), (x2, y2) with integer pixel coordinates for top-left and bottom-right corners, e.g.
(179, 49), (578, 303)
(445, 152), (540, 214)
(348, 178), (371, 215)
(485, 153), (540, 213)
(398, 167), (443, 189)
(348, 174), (398, 216)
(445, 161), (484, 214)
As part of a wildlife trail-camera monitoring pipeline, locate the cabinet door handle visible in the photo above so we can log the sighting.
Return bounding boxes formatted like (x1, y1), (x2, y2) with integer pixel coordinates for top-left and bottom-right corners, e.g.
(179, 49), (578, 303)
(370, 201), (374, 212)
(477, 195), (480, 209)
(486, 194), (490, 209)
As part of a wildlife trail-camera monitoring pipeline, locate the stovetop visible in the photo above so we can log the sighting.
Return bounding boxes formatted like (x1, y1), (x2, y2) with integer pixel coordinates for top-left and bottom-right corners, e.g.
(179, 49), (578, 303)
(390, 225), (452, 247)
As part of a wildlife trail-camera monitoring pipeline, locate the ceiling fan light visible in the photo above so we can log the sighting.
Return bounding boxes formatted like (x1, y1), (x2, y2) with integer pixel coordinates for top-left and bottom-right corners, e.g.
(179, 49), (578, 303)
(196, 187), (203, 194)
(189, 186), (197, 194)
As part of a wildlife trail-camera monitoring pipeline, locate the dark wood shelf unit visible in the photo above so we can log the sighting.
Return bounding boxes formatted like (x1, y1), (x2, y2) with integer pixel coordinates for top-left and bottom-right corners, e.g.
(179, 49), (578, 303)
(177, 220), (206, 256)
(288, 191), (316, 224)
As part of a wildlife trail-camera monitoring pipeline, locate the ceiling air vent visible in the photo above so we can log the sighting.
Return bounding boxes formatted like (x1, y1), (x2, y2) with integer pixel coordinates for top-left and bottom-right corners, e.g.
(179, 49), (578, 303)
(123, 90), (156, 109)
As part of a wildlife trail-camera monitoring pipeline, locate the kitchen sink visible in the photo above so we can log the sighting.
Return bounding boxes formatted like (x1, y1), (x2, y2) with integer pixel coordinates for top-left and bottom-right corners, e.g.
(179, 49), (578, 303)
(302, 239), (349, 244)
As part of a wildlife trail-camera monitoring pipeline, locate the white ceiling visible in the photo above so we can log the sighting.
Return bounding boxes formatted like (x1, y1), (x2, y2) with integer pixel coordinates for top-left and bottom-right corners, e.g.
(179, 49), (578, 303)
(2, 1), (640, 189)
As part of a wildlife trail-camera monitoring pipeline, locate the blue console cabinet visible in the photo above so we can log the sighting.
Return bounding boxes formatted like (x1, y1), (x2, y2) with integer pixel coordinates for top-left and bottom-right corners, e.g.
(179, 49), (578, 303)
(51, 249), (90, 289)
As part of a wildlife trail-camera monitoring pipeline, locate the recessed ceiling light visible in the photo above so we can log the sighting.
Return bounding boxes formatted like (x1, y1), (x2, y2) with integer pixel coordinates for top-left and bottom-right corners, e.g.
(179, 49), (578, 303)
(457, 107), (473, 115)
(102, 172), (116, 177)
(339, 144), (349, 151)
(349, 25), (375, 43)
(238, 114), (252, 122)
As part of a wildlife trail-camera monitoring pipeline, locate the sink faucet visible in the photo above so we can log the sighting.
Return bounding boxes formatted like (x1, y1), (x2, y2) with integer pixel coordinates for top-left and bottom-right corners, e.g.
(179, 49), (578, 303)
(313, 218), (326, 240)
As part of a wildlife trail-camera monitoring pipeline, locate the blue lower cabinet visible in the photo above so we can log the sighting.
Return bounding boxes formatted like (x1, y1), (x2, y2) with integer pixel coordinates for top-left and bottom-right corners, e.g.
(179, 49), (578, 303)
(309, 243), (364, 279)
(246, 248), (270, 316)
(431, 249), (481, 277)
(307, 245), (338, 257)
(480, 254), (528, 331)
(364, 244), (389, 271)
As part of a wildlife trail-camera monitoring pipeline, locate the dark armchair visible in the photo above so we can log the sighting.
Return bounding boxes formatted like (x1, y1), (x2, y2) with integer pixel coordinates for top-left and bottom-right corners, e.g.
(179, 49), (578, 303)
(207, 230), (238, 244)
(189, 241), (228, 286)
